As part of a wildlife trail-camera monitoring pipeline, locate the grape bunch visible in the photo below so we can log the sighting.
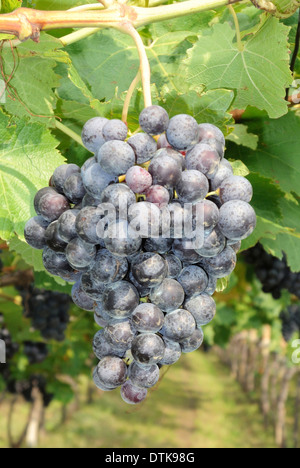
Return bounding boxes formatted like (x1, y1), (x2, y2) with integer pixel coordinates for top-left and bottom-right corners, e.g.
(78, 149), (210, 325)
(23, 341), (48, 364)
(20, 286), (71, 341)
(244, 244), (300, 300)
(7, 375), (53, 407)
(280, 305), (300, 342)
(24, 106), (256, 404)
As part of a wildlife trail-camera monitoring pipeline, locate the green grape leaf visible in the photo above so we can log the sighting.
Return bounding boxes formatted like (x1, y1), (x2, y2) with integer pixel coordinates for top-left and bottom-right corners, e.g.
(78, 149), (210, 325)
(22, 0), (95, 9)
(230, 160), (250, 177)
(0, 111), (66, 240)
(0, 0), (22, 13)
(226, 124), (258, 150)
(227, 111), (300, 196)
(2, 33), (69, 125)
(185, 16), (292, 118)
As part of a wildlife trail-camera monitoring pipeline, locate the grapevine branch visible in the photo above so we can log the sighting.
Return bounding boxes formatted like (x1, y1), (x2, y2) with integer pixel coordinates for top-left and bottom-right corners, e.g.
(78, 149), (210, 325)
(0, 0), (244, 42)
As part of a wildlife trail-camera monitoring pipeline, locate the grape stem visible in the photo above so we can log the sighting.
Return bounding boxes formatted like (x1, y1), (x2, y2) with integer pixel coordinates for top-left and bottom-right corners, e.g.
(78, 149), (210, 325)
(121, 23), (152, 108)
(0, 0), (245, 43)
(55, 121), (85, 148)
(122, 70), (141, 123)
(228, 4), (243, 52)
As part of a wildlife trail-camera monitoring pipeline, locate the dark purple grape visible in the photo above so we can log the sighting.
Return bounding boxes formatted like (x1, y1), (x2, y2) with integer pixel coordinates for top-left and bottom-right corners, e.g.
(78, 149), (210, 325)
(166, 114), (199, 150)
(176, 170), (209, 203)
(97, 140), (135, 176)
(104, 320), (136, 350)
(172, 239), (201, 264)
(131, 333), (165, 366)
(100, 184), (136, 217)
(198, 123), (225, 146)
(163, 254), (182, 279)
(219, 175), (253, 204)
(201, 246), (237, 278)
(63, 172), (86, 204)
(131, 303), (164, 333)
(42, 247), (79, 282)
(91, 249), (128, 284)
(180, 328), (204, 353)
(139, 105), (169, 135)
(82, 117), (108, 153)
(218, 200), (257, 241)
(24, 216), (49, 250)
(178, 265), (208, 297)
(145, 185), (170, 207)
(93, 330), (125, 360)
(185, 293), (216, 326)
(52, 164), (81, 194)
(195, 227), (226, 258)
(80, 271), (106, 301)
(210, 159), (233, 190)
(95, 356), (127, 388)
(186, 143), (220, 179)
(75, 206), (103, 245)
(102, 119), (128, 141)
(37, 192), (70, 222)
(66, 237), (97, 270)
(121, 380), (147, 404)
(104, 220), (142, 257)
(57, 209), (80, 243)
(126, 166), (153, 194)
(150, 278), (184, 313)
(102, 281), (139, 319)
(45, 221), (68, 252)
(127, 133), (157, 164)
(129, 361), (160, 388)
(131, 253), (167, 288)
(82, 162), (118, 198)
(163, 309), (196, 341)
(148, 154), (182, 188)
(71, 281), (95, 311)
(34, 187), (57, 213)
(192, 200), (219, 235)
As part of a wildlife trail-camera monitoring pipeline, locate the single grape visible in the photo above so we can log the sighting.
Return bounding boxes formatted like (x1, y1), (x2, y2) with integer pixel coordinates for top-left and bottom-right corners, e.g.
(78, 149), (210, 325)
(180, 328), (204, 353)
(163, 309), (196, 341)
(145, 185), (170, 208)
(71, 280), (95, 311)
(125, 166), (153, 194)
(128, 202), (161, 239)
(57, 209), (80, 243)
(201, 246), (237, 278)
(186, 143), (220, 179)
(100, 184), (136, 218)
(192, 200), (219, 235)
(163, 254), (182, 279)
(34, 187), (57, 214)
(195, 227), (226, 258)
(150, 278), (184, 313)
(166, 114), (200, 150)
(219, 175), (253, 204)
(144, 237), (173, 255)
(131, 303), (164, 333)
(185, 293), (216, 326)
(92, 334), (125, 365)
(178, 265), (208, 298)
(131, 333), (165, 366)
(210, 159), (233, 191)
(129, 362), (160, 389)
(24, 216), (49, 250)
(45, 221), (68, 253)
(121, 380), (147, 405)
(160, 338), (181, 365)
(102, 281), (139, 319)
(82, 162), (118, 199)
(93, 367), (116, 391)
(80, 271), (106, 301)
(91, 249), (128, 284)
(66, 237), (97, 270)
(139, 105), (169, 135)
(176, 170), (209, 204)
(104, 220), (142, 257)
(172, 239), (201, 264)
(102, 119), (128, 141)
(148, 154), (182, 188)
(104, 319), (136, 350)
(153, 148), (185, 170)
(37, 192), (70, 222)
(97, 140), (135, 176)
(131, 253), (167, 288)
(218, 200), (257, 241)
(127, 133), (157, 164)
(95, 356), (127, 388)
(82, 117), (108, 153)
(52, 164), (81, 194)
(75, 206), (103, 245)
(198, 123), (225, 146)
(63, 172), (86, 204)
